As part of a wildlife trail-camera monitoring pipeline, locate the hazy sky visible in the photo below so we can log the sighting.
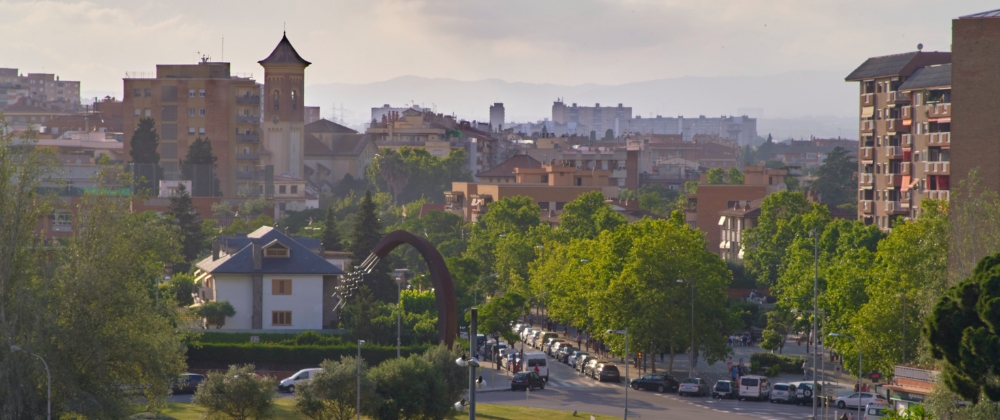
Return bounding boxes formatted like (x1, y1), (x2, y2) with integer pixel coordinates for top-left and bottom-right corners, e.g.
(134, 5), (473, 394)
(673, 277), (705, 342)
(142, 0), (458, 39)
(1, 0), (993, 99)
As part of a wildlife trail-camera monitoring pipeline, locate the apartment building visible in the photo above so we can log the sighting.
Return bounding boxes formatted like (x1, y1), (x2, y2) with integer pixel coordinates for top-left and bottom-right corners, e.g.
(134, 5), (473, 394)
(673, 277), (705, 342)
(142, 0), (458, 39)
(684, 166), (786, 255)
(552, 100), (632, 137)
(767, 138), (857, 168)
(122, 59), (261, 197)
(627, 114), (758, 146)
(490, 102), (505, 132)
(0, 68), (81, 111)
(898, 64), (952, 215)
(846, 50), (951, 229)
(952, 10), (1000, 197)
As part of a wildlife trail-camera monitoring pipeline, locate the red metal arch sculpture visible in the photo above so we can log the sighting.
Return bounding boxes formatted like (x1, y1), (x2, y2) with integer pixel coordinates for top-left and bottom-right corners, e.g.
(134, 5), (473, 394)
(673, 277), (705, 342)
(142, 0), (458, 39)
(370, 230), (458, 348)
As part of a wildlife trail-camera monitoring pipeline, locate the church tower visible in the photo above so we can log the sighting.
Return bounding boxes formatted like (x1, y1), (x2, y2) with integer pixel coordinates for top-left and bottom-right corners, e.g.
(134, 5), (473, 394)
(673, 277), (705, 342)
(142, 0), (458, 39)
(259, 33), (311, 178)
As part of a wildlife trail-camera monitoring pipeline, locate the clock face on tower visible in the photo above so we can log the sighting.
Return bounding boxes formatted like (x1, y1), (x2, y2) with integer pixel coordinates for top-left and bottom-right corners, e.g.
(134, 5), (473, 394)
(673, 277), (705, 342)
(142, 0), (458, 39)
(272, 116), (279, 124)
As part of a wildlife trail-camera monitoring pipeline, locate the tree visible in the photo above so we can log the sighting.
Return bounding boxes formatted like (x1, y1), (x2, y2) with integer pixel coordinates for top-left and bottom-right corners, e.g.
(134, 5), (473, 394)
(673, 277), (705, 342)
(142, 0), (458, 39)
(366, 147), (471, 205)
(322, 206), (343, 252)
(742, 191), (817, 288)
(198, 301), (236, 329)
(369, 148), (409, 203)
(727, 167), (744, 185)
(295, 357), (374, 420)
(604, 129), (614, 141)
(466, 196), (541, 277)
(366, 355), (452, 420)
(348, 190), (394, 303)
(590, 130), (597, 142)
(166, 183), (206, 273)
(809, 147), (856, 207)
(477, 293), (526, 345)
(181, 136), (222, 197)
(193, 364), (278, 420)
(160, 272), (196, 306)
(705, 167), (725, 184)
(129, 117), (160, 192)
(559, 191), (626, 239)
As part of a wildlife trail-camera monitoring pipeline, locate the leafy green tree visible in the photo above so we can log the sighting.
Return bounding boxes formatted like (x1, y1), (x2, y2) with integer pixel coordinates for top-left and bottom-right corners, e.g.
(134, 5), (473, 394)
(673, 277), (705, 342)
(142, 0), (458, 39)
(198, 301), (236, 329)
(166, 182), (206, 273)
(948, 170), (1000, 284)
(476, 292), (526, 345)
(348, 190), (394, 303)
(559, 191), (626, 239)
(638, 191), (667, 215)
(809, 147), (856, 207)
(366, 355), (451, 420)
(129, 117), (161, 192)
(181, 136), (222, 196)
(160, 272), (196, 306)
(466, 196), (541, 277)
(193, 364), (278, 420)
(604, 129), (614, 141)
(295, 357), (375, 420)
(369, 148), (409, 203)
(742, 191), (817, 288)
(322, 206), (343, 251)
(705, 167), (725, 184)
(446, 256), (482, 312)
(727, 167), (744, 185)
(366, 147), (471, 204)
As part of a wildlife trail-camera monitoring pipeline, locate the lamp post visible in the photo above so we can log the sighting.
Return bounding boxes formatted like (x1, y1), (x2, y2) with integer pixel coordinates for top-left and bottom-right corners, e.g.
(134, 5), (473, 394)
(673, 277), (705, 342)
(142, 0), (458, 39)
(607, 329), (629, 420)
(11, 345), (50, 420)
(393, 269), (410, 358)
(810, 228), (819, 420)
(357, 339), (366, 420)
(520, 292), (549, 355)
(896, 293), (906, 363)
(534, 245), (545, 325)
(456, 309), (482, 419)
(829, 332), (861, 420)
(677, 279), (695, 378)
(792, 308), (825, 416)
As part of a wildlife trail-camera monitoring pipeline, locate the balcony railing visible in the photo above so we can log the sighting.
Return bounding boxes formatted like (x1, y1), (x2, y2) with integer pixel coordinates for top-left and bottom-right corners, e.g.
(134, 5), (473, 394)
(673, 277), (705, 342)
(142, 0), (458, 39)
(859, 173), (874, 185)
(861, 147), (875, 160)
(860, 120), (874, 133)
(885, 173), (902, 187)
(929, 103), (951, 118)
(901, 106), (913, 120)
(929, 132), (951, 145)
(885, 146), (903, 158)
(924, 161), (950, 174)
(885, 200), (906, 214)
(236, 115), (259, 124)
(927, 190), (950, 201)
(902, 134), (913, 147)
(235, 95), (260, 104)
(236, 133), (260, 143)
(888, 91), (910, 103)
(236, 171), (256, 180)
(901, 162), (911, 176)
(236, 153), (260, 161)
(861, 200), (874, 214)
(861, 93), (875, 107)
(887, 119), (909, 133)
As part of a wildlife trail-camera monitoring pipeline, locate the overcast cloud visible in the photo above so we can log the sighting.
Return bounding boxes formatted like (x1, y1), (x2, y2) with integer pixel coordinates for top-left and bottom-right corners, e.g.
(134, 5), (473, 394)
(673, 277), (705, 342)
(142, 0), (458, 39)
(0, 0), (991, 98)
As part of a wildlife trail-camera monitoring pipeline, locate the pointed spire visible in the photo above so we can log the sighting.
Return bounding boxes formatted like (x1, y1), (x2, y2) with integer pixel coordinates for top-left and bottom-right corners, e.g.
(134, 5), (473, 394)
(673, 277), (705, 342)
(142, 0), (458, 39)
(259, 33), (311, 67)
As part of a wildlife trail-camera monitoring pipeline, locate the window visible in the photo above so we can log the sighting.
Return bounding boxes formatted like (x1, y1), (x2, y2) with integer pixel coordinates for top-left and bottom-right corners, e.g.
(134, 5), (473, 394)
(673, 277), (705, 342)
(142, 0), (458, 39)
(144, 89), (151, 97)
(188, 108), (195, 117)
(199, 127), (205, 135)
(575, 177), (582, 186)
(134, 109), (141, 116)
(199, 89), (205, 97)
(291, 185), (298, 194)
(189, 127), (195, 135)
(134, 88), (141, 98)
(189, 89), (195, 97)
(273, 90), (280, 111)
(272, 279), (292, 295)
(144, 109), (151, 117)
(53, 210), (72, 232)
(291, 90), (297, 110)
(540, 175), (549, 183)
(199, 108), (206, 117)
(279, 185), (287, 194)
(265, 245), (288, 257)
(272, 311), (292, 326)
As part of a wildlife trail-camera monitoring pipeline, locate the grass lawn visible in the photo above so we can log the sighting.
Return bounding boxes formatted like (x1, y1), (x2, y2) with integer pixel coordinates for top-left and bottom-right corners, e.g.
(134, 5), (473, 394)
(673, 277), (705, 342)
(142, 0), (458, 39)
(159, 400), (615, 419)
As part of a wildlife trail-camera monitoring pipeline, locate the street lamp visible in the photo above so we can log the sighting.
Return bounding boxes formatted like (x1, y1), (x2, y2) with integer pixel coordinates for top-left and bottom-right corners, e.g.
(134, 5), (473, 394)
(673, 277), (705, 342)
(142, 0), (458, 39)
(11, 345), (50, 420)
(829, 332), (862, 420)
(521, 292), (549, 355)
(896, 293), (906, 363)
(809, 228), (820, 420)
(792, 309), (825, 416)
(357, 340), (366, 420)
(607, 329), (629, 420)
(676, 279), (695, 378)
(456, 308), (481, 419)
(393, 269), (410, 358)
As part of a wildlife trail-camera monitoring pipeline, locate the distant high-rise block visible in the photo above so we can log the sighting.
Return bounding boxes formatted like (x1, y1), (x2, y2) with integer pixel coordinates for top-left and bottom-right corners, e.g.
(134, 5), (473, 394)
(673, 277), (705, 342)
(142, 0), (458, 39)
(489, 102), (505, 132)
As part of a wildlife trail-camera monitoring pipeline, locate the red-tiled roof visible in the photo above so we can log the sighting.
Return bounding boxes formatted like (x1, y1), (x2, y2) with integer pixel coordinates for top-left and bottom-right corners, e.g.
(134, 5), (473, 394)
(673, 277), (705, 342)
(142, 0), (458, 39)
(477, 154), (542, 178)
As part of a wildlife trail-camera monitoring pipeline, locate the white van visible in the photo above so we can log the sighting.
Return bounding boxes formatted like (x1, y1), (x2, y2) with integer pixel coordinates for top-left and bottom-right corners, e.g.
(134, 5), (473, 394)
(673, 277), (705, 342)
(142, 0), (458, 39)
(278, 368), (321, 393)
(520, 352), (549, 382)
(737, 375), (771, 401)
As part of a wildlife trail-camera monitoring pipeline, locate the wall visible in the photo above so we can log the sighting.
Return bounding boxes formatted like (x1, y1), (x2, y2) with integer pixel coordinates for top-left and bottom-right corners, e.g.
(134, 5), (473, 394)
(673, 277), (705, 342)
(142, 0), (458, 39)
(214, 275), (254, 330)
(261, 274), (325, 330)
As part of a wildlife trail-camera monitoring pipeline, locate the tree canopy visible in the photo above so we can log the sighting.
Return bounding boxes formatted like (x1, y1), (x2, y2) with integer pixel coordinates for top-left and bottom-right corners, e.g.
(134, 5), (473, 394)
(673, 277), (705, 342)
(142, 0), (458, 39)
(348, 190), (395, 303)
(181, 136), (222, 197)
(367, 147), (471, 204)
(809, 147), (856, 207)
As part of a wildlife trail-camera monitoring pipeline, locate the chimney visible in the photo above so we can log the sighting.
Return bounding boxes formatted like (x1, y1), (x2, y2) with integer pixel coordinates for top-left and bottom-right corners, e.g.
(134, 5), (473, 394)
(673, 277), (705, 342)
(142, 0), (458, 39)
(284, 227), (289, 236)
(252, 243), (262, 270)
(212, 237), (220, 261)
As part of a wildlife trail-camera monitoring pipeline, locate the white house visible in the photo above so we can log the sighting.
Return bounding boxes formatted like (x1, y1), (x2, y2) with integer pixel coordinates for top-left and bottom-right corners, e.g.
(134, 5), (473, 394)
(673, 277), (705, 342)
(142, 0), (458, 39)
(195, 226), (346, 330)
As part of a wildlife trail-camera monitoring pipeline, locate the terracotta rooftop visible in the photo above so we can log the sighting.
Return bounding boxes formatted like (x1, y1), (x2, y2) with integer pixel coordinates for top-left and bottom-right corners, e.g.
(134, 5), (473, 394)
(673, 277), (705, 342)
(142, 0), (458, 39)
(477, 154), (542, 178)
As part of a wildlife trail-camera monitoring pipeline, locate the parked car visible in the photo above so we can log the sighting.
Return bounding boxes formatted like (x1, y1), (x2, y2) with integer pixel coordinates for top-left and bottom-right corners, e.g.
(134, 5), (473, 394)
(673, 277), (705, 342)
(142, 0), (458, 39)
(520, 328), (535, 341)
(537, 332), (559, 349)
(529, 331), (544, 347)
(170, 373), (206, 395)
(578, 355), (598, 372)
(712, 380), (737, 399)
(737, 375), (771, 401)
(503, 353), (519, 370)
(679, 378), (709, 397)
(770, 383), (795, 403)
(568, 351), (589, 368)
(544, 338), (566, 355)
(278, 368), (321, 393)
(584, 359), (606, 379)
(630, 373), (679, 393)
(788, 381), (822, 405)
(835, 392), (887, 410)
(556, 344), (575, 362)
(865, 403), (889, 420)
(596, 362), (620, 382)
(510, 372), (545, 391)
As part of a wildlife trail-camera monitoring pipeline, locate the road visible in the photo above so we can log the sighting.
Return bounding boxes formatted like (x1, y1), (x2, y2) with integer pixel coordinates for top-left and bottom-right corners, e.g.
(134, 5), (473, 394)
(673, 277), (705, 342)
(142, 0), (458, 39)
(478, 347), (841, 420)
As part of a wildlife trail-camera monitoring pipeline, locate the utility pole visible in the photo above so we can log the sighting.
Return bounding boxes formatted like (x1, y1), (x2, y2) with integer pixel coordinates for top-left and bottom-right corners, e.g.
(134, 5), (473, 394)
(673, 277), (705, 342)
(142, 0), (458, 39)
(812, 229), (819, 419)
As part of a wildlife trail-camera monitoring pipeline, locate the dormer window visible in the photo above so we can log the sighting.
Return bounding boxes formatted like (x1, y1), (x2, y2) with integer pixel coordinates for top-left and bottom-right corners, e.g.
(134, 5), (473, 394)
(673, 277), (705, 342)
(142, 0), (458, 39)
(264, 242), (289, 258)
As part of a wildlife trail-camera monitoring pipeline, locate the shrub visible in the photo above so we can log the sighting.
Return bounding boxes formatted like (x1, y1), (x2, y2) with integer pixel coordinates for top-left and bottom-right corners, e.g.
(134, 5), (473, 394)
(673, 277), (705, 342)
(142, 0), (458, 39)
(366, 355), (451, 420)
(750, 352), (805, 374)
(295, 357), (375, 420)
(196, 301), (236, 329)
(766, 365), (781, 377)
(186, 342), (432, 367)
(192, 364), (277, 420)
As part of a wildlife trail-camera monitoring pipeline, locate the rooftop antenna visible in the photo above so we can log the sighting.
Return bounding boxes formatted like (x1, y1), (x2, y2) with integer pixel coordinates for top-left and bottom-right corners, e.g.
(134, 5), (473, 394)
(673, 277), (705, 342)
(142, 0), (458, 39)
(917, 43), (924, 51)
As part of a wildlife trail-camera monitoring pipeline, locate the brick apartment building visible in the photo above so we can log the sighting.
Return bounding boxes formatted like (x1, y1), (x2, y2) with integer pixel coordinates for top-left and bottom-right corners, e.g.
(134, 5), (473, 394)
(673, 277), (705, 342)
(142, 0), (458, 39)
(952, 10), (1000, 197)
(0, 68), (81, 111)
(552, 100), (633, 137)
(846, 50), (951, 230)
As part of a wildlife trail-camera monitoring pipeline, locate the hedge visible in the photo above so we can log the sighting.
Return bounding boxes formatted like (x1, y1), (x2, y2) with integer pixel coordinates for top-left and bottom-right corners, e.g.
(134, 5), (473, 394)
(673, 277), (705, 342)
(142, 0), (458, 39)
(186, 342), (434, 366)
(750, 352), (805, 374)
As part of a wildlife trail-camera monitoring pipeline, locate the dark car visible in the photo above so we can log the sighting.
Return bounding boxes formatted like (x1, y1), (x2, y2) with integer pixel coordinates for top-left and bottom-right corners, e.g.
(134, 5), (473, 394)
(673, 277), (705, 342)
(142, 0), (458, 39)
(510, 372), (545, 391)
(596, 363), (620, 382)
(171, 373), (206, 395)
(713, 380), (737, 399)
(630, 373), (680, 393)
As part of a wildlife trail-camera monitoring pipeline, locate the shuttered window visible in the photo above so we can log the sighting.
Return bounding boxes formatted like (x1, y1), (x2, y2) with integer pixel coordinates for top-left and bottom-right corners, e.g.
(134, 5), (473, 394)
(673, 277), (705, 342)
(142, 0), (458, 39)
(272, 311), (292, 326)
(271, 279), (292, 295)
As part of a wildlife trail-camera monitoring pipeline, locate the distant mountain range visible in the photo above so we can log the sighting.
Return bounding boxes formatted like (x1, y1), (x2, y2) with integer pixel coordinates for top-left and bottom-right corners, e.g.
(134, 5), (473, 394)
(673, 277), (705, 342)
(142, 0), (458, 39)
(306, 70), (860, 140)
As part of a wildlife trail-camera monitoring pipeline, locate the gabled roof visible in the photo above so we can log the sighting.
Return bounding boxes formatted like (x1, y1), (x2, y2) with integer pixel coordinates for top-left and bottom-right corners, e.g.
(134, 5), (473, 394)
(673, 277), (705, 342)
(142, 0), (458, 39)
(198, 226), (341, 275)
(845, 51), (951, 81)
(305, 118), (357, 134)
(899, 64), (951, 91)
(477, 154), (542, 178)
(258, 33), (311, 67)
(305, 134), (332, 155)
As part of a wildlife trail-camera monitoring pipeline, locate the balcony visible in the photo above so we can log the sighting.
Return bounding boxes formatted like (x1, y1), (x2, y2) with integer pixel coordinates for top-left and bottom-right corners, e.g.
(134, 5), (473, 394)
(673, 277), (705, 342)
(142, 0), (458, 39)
(927, 190), (950, 201)
(924, 161), (950, 175)
(885, 173), (902, 187)
(236, 153), (260, 161)
(860, 120), (874, 133)
(901, 106), (913, 120)
(885, 146), (903, 159)
(928, 103), (951, 118)
(902, 134), (913, 147)
(888, 91), (910, 104)
(929, 132), (951, 145)
(900, 162), (911, 176)
(236, 133), (260, 143)
(236, 171), (255, 180)
(236, 115), (259, 124)
(235, 95), (260, 104)
(885, 200), (907, 214)
(861, 200), (874, 214)
(859, 173), (875, 186)
(887, 119), (909, 133)
(861, 93), (875, 107)
(860, 147), (875, 160)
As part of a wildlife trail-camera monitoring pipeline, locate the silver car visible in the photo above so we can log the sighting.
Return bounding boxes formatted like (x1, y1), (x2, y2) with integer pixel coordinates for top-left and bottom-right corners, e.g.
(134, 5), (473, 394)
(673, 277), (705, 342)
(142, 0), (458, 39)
(770, 383), (794, 403)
